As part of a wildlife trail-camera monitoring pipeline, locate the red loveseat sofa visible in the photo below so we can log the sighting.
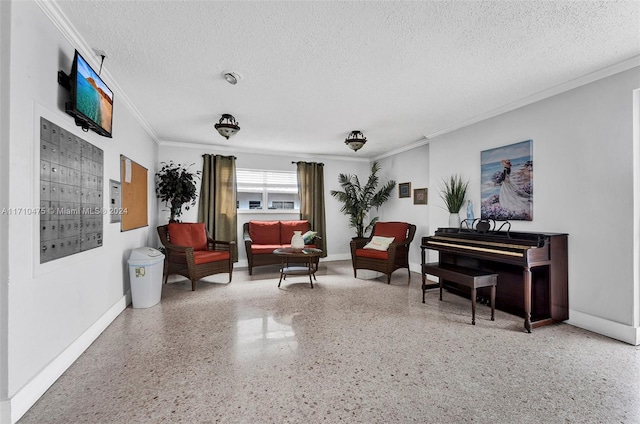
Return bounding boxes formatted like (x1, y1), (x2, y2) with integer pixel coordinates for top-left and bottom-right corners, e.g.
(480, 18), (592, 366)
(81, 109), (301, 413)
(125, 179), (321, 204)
(243, 220), (320, 274)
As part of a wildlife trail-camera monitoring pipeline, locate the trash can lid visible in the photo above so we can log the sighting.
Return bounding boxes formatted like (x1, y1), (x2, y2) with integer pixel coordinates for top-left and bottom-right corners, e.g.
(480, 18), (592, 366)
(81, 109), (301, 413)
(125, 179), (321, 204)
(128, 247), (164, 265)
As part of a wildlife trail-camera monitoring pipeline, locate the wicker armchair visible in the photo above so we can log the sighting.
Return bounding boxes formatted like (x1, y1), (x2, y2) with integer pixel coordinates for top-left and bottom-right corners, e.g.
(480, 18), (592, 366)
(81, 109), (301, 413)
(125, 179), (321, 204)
(157, 223), (235, 291)
(350, 221), (416, 284)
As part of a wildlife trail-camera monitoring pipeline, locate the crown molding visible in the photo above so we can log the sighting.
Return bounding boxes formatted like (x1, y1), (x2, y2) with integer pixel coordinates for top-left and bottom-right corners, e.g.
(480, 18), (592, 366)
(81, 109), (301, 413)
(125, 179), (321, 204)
(35, 0), (161, 145)
(159, 139), (371, 163)
(372, 136), (429, 161)
(425, 55), (640, 141)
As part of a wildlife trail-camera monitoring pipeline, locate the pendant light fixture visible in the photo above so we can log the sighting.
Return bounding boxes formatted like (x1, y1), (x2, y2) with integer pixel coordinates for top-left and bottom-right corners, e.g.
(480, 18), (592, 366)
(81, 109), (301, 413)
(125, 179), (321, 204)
(345, 130), (367, 152)
(222, 71), (241, 85)
(215, 114), (240, 139)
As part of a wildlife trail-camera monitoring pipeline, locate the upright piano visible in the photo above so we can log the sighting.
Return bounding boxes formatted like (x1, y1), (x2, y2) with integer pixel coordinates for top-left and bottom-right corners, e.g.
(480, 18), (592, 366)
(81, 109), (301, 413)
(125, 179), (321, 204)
(421, 227), (568, 332)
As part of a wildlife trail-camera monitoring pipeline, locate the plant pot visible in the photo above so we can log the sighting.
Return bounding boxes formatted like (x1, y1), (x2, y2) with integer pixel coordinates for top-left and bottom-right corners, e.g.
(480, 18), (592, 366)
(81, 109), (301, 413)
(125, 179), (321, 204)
(449, 212), (460, 228)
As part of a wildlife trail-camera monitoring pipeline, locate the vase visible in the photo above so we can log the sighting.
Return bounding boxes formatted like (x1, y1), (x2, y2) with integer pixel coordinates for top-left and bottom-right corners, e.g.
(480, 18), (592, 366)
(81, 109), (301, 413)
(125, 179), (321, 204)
(448, 212), (460, 228)
(291, 231), (305, 249)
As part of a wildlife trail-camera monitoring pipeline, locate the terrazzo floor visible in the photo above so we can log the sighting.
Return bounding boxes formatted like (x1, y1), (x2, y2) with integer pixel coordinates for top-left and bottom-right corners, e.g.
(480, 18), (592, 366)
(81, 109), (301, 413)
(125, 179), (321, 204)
(19, 261), (640, 424)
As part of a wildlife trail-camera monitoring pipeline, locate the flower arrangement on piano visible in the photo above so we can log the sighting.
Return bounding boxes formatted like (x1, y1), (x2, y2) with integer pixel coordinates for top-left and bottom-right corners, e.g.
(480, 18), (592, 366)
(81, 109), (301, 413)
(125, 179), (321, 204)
(439, 174), (469, 213)
(438, 174), (469, 228)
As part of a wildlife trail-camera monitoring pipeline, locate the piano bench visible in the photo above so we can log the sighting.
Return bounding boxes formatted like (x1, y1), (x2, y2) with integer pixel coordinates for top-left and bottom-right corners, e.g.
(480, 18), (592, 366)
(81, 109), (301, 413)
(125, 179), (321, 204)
(423, 263), (497, 325)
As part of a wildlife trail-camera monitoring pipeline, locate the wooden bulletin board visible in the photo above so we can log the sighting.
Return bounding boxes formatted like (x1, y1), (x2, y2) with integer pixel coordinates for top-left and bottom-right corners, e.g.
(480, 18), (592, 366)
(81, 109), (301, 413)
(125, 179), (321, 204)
(120, 155), (148, 231)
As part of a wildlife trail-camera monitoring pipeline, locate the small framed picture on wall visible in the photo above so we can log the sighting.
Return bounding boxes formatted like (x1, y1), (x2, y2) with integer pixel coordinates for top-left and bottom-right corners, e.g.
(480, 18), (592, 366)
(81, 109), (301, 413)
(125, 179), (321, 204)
(399, 182), (411, 198)
(413, 188), (428, 205)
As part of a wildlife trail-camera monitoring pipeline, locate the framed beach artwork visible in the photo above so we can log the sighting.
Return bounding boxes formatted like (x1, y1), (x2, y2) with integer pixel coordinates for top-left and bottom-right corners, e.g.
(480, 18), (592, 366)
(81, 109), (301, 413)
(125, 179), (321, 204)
(480, 140), (533, 221)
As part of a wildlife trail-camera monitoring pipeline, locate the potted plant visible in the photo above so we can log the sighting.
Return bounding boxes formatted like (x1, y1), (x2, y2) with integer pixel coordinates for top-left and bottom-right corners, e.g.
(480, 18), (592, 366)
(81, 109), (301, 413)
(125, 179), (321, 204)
(330, 161), (396, 238)
(438, 174), (469, 227)
(155, 161), (201, 222)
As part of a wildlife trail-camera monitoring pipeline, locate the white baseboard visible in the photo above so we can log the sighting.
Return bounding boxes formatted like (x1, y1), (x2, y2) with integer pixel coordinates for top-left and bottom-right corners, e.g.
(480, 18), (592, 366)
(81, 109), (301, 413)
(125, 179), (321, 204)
(7, 292), (130, 424)
(567, 309), (639, 346)
(409, 261), (421, 274)
(323, 253), (351, 262)
(0, 400), (10, 424)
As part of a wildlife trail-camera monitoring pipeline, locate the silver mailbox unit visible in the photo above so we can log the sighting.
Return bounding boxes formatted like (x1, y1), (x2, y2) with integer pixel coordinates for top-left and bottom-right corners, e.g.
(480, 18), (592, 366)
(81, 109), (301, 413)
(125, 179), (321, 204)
(40, 117), (104, 263)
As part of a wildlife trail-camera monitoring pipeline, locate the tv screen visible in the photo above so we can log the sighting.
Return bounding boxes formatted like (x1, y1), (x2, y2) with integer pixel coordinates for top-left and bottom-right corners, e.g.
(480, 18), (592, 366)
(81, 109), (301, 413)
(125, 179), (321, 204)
(66, 50), (113, 138)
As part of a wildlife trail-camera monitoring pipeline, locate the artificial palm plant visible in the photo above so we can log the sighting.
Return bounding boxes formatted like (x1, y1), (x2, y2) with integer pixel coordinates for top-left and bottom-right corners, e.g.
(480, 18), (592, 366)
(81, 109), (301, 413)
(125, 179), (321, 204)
(439, 174), (469, 213)
(330, 161), (396, 238)
(155, 161), (201, 222)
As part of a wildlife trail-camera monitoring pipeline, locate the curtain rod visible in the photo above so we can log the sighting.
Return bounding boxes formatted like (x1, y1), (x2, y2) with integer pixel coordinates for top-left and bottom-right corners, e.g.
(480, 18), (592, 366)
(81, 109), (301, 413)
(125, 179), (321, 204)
(292, 161), (324, 166)
(202, 154), (237, 159)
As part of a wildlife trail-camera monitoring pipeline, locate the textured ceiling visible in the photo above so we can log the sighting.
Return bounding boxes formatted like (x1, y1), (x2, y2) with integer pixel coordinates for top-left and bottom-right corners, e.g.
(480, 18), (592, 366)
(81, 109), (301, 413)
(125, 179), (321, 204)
(52, 0), (640, 159)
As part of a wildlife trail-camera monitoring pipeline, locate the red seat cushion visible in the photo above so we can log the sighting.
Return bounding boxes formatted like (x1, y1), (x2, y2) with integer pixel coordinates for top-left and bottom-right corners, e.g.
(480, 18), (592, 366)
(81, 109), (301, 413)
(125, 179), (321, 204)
(373, 222), (409, 243)
(280, 220), (310, 244)
(249, 221), (281, 245)
(355, 248), (389, 260)
(168, 223), (208, 251)
(193, 250), (230, 265)
(251, 244), (284, 255)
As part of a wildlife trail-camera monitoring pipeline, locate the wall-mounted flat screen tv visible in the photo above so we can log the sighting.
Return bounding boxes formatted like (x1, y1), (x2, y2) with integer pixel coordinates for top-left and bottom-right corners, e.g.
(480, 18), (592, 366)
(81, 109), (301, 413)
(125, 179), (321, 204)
(65, 50), (113, 138)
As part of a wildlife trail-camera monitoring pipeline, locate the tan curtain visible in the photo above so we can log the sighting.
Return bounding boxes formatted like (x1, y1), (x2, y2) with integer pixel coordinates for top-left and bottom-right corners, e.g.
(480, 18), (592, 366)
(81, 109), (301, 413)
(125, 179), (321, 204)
(296, 161), (327, 258)
(198, 154), (238, 262)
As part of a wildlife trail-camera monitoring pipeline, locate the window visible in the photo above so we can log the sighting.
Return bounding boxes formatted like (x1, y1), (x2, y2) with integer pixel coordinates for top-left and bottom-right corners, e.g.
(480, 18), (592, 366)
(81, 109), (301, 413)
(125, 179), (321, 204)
(236, 168), (299, 212)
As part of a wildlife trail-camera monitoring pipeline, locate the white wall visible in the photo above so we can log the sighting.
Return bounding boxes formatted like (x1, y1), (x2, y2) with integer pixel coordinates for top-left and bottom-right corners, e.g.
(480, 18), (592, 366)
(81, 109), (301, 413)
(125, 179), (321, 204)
(427, 67), (640, 344)
(376, 144), (430, 271)
(0, 1), (12, 420)
(2, 2), (637, 422)
(157, 144), (371, 265)
(3, 2), (159, 421)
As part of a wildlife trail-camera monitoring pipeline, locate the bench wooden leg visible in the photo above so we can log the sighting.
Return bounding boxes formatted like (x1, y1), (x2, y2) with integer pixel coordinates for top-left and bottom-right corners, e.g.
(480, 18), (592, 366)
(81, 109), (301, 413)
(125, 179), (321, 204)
(490, 285), (496, 321)
(471, 287), (477, 325)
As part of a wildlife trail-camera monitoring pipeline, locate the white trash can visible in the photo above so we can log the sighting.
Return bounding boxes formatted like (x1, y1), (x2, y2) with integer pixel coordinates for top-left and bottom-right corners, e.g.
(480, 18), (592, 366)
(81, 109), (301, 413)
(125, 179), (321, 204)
(128, 247), (165, 308)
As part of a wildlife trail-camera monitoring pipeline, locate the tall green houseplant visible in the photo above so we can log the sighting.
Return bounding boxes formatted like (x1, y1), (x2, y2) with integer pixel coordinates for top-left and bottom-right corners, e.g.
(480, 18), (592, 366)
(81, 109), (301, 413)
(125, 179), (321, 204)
(155, 161), (201, 222)
(330, 161), (396, 238)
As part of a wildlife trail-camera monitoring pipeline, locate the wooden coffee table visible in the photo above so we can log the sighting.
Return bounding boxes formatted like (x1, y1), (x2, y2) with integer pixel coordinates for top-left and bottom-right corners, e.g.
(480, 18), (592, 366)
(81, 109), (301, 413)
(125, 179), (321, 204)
(273, 247), (322, 288)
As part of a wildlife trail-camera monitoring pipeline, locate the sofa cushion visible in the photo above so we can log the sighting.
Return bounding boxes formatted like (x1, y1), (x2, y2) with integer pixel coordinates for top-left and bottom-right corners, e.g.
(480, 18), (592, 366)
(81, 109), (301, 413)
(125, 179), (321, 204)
(193, 250), (230, 265)
(251, 244), (284, 255)
(249, 221), (281, 245)
(373, 222), (409, 243)
(168, 222), (208, 251)
(280, 220), (309, 244)
(355, 248), (389, 260)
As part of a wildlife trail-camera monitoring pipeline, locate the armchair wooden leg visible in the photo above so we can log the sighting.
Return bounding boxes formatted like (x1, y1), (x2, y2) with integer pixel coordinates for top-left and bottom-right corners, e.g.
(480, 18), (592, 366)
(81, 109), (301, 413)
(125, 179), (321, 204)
(162, 260), (169, 284)
(387, 274), (391, 284)
(191, 280), (196, 291)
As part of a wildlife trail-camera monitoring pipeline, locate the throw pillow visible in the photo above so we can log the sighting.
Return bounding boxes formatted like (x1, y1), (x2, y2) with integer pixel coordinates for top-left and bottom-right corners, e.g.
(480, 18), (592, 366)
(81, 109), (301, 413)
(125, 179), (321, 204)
(302, 230), (318, 244)
(363, 236), (395, 251)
